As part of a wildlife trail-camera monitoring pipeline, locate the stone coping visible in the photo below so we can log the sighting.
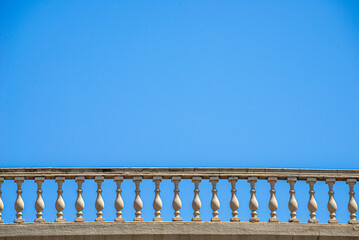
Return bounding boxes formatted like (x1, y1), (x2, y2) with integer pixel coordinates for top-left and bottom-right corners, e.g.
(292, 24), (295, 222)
(0, 167), (359, 180)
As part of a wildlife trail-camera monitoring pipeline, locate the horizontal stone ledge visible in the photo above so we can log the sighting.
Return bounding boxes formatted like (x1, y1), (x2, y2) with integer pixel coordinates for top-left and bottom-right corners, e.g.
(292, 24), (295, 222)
(0, 167), (359, 181)
(0, 222), (359, 239)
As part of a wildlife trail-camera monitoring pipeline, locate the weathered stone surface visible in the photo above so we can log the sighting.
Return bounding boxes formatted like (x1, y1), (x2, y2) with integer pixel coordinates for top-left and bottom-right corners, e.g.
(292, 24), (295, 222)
(1, 167), (359, 181)
(0, 222), (358, 240)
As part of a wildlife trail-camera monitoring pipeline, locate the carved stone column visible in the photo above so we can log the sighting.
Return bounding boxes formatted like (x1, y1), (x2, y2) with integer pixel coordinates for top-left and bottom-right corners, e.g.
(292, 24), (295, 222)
(326, 178), (338, 224)
(133, 177), (143, 221)
(75, 177), (85, 222)
(95, 176), (105, 222)
(347, 179), (358, 224)
(55, 177), (65, 222)
(268, 177), (278, 222)
(228, 177), (240, 222)
(210, 177), (220, 222)
(114, 176), (124, 222)
(0, 178), (3, 223)
(192, 177), (202, 221)
(287, 177), (299, 223)
(153, 177), (163, 222)
(34, 177), (45, 223)
(14, 177), (25, 223)
(248, 177), (259, 222)
(307, 178), (318, 223)
(172, 177), (182, 221)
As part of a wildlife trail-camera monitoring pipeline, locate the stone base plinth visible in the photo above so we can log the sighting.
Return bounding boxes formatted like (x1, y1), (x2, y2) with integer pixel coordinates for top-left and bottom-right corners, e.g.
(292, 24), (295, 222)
(328, 219), (339, 224)
(230, 217), (240, 222)
(114, 218), (124, 223)
(249, 217), (260, 223)
(308, 219), (319, 223)
(191, 217), (202, 222)
(34, 218), (45, 223)
(348, 219), (359, 224)
(153, 217), (163, 222)
(172, 217), (182, 222)
(269, 217), (279, 223)
(75, 217), (84, 222)
(95, 218), (105, 222)
(289, 218), (299, 223)
(55, 218), (65, 223)
(14, 219), (25, 224)
(211, 217), (221, 222)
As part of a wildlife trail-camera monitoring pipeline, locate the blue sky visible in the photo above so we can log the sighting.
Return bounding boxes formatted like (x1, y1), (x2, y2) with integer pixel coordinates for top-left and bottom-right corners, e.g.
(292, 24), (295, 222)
(1, 0), (359, 168)
(0, 0), (359, 224)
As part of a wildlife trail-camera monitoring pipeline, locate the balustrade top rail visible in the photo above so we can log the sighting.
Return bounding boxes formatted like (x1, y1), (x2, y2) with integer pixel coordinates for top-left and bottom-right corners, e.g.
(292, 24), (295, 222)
(0, 167), (359, 180)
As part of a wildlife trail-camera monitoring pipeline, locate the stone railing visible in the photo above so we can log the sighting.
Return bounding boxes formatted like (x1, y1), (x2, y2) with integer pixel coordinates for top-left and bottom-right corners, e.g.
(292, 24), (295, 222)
(0, 167), (358, 224)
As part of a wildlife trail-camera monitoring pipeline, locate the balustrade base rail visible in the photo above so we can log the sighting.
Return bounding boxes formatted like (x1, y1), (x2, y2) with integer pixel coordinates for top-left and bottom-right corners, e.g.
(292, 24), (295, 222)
(0, 222), (358, 240)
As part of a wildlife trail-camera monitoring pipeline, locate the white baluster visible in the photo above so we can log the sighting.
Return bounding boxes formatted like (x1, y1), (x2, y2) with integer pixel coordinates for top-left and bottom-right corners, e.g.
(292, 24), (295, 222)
(268, 177), (278, 222)
(114, 176), (124, 222)
(153, 177), (163, 222)
(210, 177), (220, 222)
(248, 177), (259, 222)
(192, 177), (202, 221)
(0, 178), (4, 223)
(307, 178), (318, 223)
(172, 177), (182, 222)
(14, 177), (25, 223)
(75, 177), (85, 222)
(326, 178), (338, 224)
(34, 177), (45, 223)
(347, 179), (358, 224)
(228, 177), (240, 222)
(95, 176), (105, 222)
(287, 177), (299, 223)
(55, 177), (65, 222)
(133, 177), (143, 221)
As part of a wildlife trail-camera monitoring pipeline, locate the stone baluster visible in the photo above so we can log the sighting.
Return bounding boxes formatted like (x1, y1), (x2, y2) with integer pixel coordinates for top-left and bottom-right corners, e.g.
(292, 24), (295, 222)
(307, 178), (318, 223)
(326, 178), (338, 224)
(0, 178), (3, 223)
(34, 177), (45, 223)
(95, 176), (105, 222)
(268, 177), (278, 222)
(347, 179), (358, 224)
(172, 177), (182, 221)
(75, 177), (85, 222)
(114, 176), (124, 222)
(228, 177), (240, 222)
(248, 177), (259, 222)
(55, 177), (65, 222)
(210, 177), (221, 222)
(287, 177), (299, 223)
(192, 177), (202, 221)
(153, 177), (163, 222)
(133, 177), (143, 221)
(14, 177), (25, 223)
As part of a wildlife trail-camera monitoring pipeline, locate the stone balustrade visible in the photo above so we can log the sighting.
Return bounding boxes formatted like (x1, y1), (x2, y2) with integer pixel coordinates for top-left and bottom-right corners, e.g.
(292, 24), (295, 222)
(0, 167), (358, 224)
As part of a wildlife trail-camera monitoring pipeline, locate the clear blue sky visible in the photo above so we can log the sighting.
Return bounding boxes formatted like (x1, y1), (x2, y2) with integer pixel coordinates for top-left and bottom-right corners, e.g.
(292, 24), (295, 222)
(1, 0), (359, 168)
(0, 0), (359, 224)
